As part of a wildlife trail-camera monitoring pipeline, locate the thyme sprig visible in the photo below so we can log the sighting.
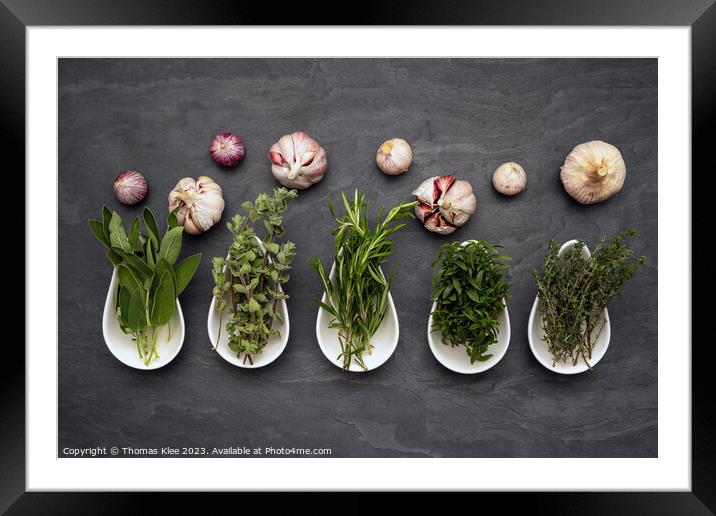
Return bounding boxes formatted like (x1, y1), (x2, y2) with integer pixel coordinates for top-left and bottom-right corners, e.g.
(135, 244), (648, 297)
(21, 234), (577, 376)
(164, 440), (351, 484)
(532, 229), (645, 368)
(430, 240), (511, 363)
(211, 188), (297, 365)
(310, 190), (416, 371)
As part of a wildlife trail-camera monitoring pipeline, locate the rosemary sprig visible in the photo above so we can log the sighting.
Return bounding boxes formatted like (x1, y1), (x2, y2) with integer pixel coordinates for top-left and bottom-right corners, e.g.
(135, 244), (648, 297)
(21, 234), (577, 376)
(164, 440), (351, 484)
(310, 190), (416, 371)
(532, 229), (645, 368)
(430, 240), (511, 363)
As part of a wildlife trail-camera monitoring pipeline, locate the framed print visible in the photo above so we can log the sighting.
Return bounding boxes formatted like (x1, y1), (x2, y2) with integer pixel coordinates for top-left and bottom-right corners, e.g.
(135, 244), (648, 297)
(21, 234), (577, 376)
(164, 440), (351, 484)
(3, 0), (711, 512)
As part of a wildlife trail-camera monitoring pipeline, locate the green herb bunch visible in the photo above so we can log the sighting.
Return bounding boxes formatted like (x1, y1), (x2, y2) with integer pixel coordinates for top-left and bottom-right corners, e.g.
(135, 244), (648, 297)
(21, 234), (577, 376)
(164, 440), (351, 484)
(430, 240), (511, 363)
(211, 188), (297, 365)
(89, 206), (202, 366)
(310, 190), (417, 371)
(532, 229), (645, 368)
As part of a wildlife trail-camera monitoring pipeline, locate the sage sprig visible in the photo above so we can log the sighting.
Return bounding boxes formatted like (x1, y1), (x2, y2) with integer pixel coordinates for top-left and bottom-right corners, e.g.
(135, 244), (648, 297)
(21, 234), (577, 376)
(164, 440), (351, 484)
(89, 206), (202, 366)
(310, 191), (416, 371)
(211, 188), (297, 365)
(532, 229), (645, 368)
(430, 240), (511, 363)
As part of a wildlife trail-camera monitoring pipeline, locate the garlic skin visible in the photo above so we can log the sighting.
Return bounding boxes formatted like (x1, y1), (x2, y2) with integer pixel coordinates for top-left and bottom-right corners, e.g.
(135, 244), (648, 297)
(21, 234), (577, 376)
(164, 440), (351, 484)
(113, 170), (148, 205)
(560, 141), (626, 204)
(209, 132), (245, 167)
(412, 174), (477, 234)
(492, 162), (527, 196)
(376, 138), (412, 175)
(168, 176), (225, 235)
(269, 131), (327, 189)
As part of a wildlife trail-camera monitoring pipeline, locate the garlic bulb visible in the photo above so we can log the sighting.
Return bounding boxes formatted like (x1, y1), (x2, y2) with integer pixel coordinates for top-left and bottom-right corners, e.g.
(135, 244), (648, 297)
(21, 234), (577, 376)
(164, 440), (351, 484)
(168, 176), (225, 235)
(412, 174), (477, 234)
(209, 132), (245, 167)
(560, 141), (626, 204)
(114, 170), (148, 205)
(492, 162), (527, 196)
(376, 138), (412, 175)
(269, 131), (327, 189)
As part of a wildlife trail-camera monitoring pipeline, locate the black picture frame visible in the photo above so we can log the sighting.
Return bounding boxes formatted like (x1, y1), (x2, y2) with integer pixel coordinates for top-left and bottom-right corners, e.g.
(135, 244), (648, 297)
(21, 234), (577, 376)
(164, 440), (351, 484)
(3, 1), (710, 513)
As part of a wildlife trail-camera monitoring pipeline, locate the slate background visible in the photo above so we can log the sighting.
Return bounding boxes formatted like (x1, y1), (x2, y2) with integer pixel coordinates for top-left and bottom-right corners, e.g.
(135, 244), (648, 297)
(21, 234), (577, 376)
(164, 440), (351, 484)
(58, 58), (657, 458)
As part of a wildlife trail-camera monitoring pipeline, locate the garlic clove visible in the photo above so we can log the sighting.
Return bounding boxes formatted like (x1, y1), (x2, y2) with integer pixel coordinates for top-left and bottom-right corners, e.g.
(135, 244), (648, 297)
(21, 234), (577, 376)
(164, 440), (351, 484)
(438, 180), (477, 226)
(376, 138), (413, 175)
(424, 211), (456, 235)
(414, 203), (435, 222)
(412, 176), (439, 205)
(435, 174), (456, 194)
(492, 162), (527, 196)
(560, 140), (626, 204)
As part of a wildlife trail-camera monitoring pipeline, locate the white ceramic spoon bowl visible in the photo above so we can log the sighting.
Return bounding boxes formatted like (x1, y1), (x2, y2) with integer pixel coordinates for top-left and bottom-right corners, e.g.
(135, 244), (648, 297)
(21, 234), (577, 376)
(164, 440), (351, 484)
(207, 237), (290, 368)
(528, 239), (611, 374)
(102, 268), (185, 370)
(428, 299), (510, 374)
(427, 240), (511, 373)
(316, 259), (399, 372)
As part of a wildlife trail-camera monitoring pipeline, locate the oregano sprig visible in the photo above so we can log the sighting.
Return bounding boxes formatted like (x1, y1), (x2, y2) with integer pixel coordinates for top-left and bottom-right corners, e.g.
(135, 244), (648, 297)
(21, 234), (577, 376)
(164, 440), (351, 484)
(211, 188), (297, 365)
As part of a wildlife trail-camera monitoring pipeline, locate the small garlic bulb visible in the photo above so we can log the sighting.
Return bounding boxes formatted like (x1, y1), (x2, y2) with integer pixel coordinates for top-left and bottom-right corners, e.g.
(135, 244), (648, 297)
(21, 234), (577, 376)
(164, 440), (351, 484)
(113, 170), (148, 205)
(168, 176), (225, 235)
(560, 141), (626, 204)
(492, 162), (527, 196)
(376, 138), (412, 175)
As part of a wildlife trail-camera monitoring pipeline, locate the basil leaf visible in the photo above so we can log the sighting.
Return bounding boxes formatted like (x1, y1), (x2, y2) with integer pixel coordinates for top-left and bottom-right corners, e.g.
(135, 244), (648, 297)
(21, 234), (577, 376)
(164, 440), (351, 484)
(142, 207), (160, 246)
(128, 216), (141, 251)
(151, 271), (175, 326)
(127, 289), (147, 331)
(174, 253), (201, 296)
(117, 264), (141, 293)
(159, 226), (183, 265)
(88, 219), (110, 248)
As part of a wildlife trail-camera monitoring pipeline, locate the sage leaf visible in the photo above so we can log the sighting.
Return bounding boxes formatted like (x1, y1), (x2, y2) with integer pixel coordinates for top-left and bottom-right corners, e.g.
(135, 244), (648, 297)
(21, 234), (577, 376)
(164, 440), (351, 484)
(168, 206), (181, 230)
(121, 252), (154, 282)
(151, 258), (177, 297)
(109, 212), (132, 253)
(159, 226), (183, 265)
(106, 249), (122, 267)
(117, 286), (131, 326)
(174, 253), (202, 296)
(143, 207), (160, 247)
(127, 289), (147, 331)
(117, 264), (141, 293)
(128, 216), (141, 251)
(151, 271), (175, 326)
(102, 206), (112, 241)
(88, 219), (110, 248)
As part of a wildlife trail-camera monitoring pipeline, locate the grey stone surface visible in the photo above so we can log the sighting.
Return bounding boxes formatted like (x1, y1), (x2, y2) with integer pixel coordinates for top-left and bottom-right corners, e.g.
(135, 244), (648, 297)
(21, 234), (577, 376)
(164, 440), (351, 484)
(58, 58), (657, 458)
